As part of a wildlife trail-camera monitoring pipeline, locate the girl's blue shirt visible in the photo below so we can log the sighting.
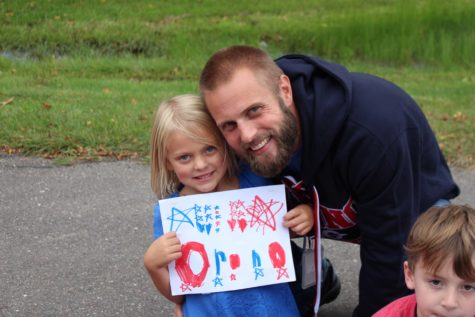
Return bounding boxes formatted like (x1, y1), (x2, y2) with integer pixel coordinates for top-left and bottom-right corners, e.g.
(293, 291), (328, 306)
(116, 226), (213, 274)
(152, 164), (299, 317)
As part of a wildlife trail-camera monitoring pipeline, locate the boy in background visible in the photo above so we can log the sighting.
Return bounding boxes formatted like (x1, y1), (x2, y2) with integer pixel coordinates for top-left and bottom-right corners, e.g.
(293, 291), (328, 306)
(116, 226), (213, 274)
(373, 205), (475, 317)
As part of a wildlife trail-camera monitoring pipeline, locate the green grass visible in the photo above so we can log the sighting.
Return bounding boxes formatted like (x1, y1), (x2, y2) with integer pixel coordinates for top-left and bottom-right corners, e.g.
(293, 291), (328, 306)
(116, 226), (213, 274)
(0, 59), (196, 160)
(0, 0), (474, 167)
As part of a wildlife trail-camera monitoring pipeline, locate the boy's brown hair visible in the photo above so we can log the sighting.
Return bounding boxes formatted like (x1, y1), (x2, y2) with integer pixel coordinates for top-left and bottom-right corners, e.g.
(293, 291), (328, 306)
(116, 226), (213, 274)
(405, 204), (475, 280)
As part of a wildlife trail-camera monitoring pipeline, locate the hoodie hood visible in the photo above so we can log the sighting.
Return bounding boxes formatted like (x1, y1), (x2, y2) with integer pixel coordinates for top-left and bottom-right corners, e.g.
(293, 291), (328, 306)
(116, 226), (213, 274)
(275, 54), (352, 184)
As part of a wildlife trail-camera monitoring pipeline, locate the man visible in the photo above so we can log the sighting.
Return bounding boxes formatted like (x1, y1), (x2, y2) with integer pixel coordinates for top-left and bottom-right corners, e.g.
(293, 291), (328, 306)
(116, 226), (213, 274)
(199, 46), (459, 317)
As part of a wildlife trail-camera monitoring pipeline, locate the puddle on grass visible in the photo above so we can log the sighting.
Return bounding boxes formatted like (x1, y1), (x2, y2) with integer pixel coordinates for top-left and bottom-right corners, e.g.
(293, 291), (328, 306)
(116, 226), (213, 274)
(0, 51), (69, 62)
(0, 51), (38, 62)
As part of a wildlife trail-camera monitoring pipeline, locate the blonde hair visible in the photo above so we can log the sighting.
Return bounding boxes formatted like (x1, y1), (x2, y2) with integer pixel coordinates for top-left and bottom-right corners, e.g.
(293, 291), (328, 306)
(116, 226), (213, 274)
(199, 45), (283, 96)
(405, 204), (475, 280)
(150, 94), (237, 199)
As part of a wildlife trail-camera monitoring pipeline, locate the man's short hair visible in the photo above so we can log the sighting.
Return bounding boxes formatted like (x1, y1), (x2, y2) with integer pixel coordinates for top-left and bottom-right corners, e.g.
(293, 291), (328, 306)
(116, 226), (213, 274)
(199, 45), (283, 96)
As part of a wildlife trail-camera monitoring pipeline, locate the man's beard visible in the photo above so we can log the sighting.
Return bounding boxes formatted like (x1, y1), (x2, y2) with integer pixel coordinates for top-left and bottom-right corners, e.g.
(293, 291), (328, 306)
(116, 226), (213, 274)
(241, 97), (299, 178)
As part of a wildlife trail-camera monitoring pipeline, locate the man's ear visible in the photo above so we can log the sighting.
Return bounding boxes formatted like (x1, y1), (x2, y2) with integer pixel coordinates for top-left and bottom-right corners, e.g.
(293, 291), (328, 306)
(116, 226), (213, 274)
(404, 261), (416, 290)
(279, 74), (293, 107)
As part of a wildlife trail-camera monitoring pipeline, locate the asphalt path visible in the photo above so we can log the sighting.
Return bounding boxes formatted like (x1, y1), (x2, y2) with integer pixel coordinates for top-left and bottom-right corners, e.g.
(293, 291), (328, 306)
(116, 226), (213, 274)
(1, 155), (474, 317)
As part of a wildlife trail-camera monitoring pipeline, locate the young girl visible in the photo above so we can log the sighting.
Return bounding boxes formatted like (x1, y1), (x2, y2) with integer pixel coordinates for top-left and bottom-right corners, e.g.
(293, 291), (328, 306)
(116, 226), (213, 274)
(143, 94), (314, 316)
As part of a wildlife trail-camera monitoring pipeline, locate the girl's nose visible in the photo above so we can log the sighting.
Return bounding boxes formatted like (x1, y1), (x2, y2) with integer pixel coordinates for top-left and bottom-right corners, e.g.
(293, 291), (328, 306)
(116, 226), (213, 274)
(193, 155), (207, 170)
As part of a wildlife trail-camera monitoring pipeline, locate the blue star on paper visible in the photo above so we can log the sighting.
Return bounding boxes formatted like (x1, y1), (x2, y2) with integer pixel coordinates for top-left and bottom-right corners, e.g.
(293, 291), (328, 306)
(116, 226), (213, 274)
(254, 267), (264, 280)
(213, 276), (223, 287)
(167, 207), (194, 231)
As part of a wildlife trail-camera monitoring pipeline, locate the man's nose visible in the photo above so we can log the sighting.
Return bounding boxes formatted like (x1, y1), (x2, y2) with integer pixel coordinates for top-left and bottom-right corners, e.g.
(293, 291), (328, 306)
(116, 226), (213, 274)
(238, 122), (257, 144)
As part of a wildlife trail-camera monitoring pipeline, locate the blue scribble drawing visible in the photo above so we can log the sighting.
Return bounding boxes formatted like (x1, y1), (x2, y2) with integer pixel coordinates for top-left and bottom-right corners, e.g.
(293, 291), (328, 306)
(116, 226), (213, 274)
(252, 250), (264, 280)
(213, 276), (223, 287)
(167, 203), (222, 235)
(214, 250), (227, 276)
(167, 206), (195, 232)
(196, 222), (212, 235)
(252, 250), (261, 267)
(196, 203), (220, 235)
(254, 267), (264, 280)
(213, 250), (226, 288)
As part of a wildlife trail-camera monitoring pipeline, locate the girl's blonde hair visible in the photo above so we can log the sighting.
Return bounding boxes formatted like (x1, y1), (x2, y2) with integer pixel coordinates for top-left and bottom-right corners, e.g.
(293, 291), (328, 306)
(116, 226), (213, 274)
(150, 94), (237, 199)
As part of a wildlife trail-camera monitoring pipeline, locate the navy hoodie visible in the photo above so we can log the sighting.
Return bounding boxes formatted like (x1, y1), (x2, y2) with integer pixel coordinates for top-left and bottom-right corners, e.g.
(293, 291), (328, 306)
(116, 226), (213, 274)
(276, 54), (459, 317)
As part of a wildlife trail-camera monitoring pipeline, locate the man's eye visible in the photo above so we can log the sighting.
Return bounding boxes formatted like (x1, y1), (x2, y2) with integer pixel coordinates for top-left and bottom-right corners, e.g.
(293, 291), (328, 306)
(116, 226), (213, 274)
(205, 146), (217, 154)
(221, 122), (236, 132)
(248, 106), (262, 117)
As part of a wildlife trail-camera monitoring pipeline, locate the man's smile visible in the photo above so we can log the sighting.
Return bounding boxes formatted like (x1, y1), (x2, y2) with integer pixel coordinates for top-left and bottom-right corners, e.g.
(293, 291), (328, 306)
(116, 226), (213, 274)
(250, 136), (271, 152)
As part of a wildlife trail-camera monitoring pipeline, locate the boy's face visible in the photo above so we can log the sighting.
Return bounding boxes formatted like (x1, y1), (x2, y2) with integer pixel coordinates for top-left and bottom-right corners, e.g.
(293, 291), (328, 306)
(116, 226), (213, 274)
(404, 257), (475, 317)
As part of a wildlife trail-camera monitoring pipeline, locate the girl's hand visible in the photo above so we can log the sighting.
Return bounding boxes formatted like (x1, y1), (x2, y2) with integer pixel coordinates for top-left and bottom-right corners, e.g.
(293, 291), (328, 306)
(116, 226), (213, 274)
(144, 231), (182, 269)
(283, 204), (314, 236)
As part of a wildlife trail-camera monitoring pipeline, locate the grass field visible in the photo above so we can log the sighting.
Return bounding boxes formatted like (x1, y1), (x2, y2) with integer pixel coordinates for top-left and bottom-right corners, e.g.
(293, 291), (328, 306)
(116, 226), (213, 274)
(0, 0), (474, 167)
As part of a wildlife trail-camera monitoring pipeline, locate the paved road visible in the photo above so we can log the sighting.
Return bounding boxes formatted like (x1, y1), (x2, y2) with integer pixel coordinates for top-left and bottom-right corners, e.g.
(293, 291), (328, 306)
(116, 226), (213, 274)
(1, 156), (474, 317)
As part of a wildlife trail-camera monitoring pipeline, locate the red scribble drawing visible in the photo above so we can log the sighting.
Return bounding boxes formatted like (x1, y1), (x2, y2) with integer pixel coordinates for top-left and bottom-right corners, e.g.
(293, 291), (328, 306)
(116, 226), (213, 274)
(180, 282), (192, 292)
(175, 242), (210, 289)
(226, 253), (240, 282)
(228, 199), (247, 232)
(229, 199), (247, 217)
(229, 253), (240, 270)
(227, 219), (237, 231)
(238, 218), (247, 231)
(246, 195), (284, 234)
(268, 241), (289, 280)
(228, 195), (284, 234)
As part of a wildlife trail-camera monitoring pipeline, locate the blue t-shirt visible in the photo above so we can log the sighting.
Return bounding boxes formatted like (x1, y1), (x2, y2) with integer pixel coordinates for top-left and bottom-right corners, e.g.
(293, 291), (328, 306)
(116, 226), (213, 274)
(152, 164), (299, 317)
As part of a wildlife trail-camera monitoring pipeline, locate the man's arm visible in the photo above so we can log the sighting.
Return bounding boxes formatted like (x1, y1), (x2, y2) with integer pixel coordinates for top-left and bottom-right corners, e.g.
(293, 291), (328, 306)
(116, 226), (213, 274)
(348, 131), (422, 316)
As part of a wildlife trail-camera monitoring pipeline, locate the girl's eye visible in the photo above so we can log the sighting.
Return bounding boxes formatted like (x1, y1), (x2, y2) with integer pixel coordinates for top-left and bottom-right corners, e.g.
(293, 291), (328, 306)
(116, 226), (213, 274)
(178, 154), (191, 162)
(205, 146), (217, 154)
